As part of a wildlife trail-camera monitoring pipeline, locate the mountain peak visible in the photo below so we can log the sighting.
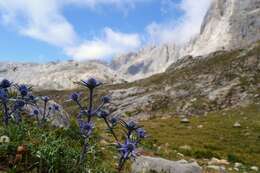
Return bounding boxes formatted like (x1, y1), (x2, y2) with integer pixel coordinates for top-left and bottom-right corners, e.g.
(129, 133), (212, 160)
(112, 0), (260, 81)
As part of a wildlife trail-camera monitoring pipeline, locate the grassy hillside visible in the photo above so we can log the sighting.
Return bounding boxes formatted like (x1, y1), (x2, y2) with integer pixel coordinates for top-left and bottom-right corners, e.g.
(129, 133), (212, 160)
(141, 103), (260, 172)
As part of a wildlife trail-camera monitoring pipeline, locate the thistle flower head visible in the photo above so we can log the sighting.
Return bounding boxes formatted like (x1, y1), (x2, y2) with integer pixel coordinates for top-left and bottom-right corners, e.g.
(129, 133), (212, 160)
(101, 96), (111, 104)
(32, 109), (39, 116)
(70, 92), (81, 102)
(79, 121), (94, 137)
(42, 96), (50, 103)
(19, 85), (29, 97)
(97, 110), (109, 119)
(28, 94), (36, 101)
(81, 78), (102, 90)
(126, 120), (139, 131)
(14, 100), (25, 110)
(52, 104), (60, 111)
(136, 128), (146, 139)
(110, 116), (118, 126)
(118, 139), (137, 159)
(0, 79), (11, 89)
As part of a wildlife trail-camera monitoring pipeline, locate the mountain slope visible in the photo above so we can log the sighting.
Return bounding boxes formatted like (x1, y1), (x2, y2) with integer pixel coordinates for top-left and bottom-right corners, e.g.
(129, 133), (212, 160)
(106, 41), (260, 119)
(0, 61), (123, 90)
(111, 0), (260, 81)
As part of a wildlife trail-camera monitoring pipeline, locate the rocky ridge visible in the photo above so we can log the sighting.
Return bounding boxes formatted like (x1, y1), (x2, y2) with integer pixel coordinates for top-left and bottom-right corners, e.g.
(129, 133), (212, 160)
(0, 61), (123, 90)
(107, 41), (260, 119)
(111, 0), (260, 81)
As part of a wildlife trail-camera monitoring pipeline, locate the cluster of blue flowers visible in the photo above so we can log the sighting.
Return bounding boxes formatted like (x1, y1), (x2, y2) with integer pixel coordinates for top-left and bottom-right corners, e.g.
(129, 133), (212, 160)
(70, 78), (146, 172)
(0, 79), (59, 126)
(0, 78), (146, 172)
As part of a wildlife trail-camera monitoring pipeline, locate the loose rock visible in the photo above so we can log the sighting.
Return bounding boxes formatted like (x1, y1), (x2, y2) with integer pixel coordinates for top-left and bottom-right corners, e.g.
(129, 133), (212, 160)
(250, 166), (259, 172)
(181, 118), (190, 123)
(132, 156), (202, 173)
(233, 122), (241, 128)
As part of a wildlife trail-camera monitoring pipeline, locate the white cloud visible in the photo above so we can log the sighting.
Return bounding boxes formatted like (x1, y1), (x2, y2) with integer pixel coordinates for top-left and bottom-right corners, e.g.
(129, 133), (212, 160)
(66, 28), (141, 61)
(0, 0), (212, 61)
(0, 0), (145, 61)
(146, 0), (212, 45)
(0, 0), (77, 47)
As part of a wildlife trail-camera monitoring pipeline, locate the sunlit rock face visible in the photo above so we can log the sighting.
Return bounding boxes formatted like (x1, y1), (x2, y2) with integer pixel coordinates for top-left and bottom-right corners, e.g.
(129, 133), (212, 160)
(190, 0), (260, 56)
(0, 61), (123, 90)
(111, 0), (260, 81)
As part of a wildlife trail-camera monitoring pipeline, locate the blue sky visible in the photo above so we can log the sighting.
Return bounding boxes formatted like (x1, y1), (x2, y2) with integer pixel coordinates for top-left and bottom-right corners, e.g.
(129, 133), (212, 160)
(0, 0), (211, 63)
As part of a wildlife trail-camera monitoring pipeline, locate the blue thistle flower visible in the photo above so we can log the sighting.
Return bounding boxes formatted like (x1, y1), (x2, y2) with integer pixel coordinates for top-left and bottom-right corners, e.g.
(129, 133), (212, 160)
(52, 104), (60, 111)
(97, 110), (109, 119)
(41, 96), (50, 103)
(32, 109), (39, 116)
(118, 139), (137, 159)
(0, 79), (11, 89)
(136, 128), (146, 139)
(70, 92), (81, 102)
(28, 94), (36, 101)
(126, 120), (139, 131)
(13, 100), (25, 110)
(19, 85), (29, 97)
(110, 116), (118, 126)
(101, 96), (111, 104)
(81, 78), (102, 90)
(79, 121), (94, 137)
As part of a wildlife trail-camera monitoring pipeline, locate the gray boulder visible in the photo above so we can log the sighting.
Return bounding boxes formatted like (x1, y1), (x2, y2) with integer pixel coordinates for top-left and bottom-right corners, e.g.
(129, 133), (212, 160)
(132, 156), (202, 173)
(25, 100), (70, 128)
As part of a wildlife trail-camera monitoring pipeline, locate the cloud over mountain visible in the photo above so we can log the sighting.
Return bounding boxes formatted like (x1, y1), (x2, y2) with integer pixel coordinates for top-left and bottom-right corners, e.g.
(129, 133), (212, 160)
(0, 0), (212, 61)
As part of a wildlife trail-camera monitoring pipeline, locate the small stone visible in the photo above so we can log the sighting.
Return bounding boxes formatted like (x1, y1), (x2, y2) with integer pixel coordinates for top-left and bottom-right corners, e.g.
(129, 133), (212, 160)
(132, 156), (202, 173)
(191, 98), (197, 102)
(250, 166), (259, 172)
(233, 122), (241, 128)
(181, 118), (190, 123)
(180, 115), (187, 119)
(179, 145), (192, 151)
(208, 157), (229, 165)
(234, 167), (239, 171)
(197, 125), (203, 128)
(234, 162), (243, 168)
(177, 152), (184, 157)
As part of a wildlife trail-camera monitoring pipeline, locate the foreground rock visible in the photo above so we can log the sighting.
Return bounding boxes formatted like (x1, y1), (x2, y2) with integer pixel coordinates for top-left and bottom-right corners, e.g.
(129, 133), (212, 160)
(25, 100), (70, 128)
(131, 156), (202, 173)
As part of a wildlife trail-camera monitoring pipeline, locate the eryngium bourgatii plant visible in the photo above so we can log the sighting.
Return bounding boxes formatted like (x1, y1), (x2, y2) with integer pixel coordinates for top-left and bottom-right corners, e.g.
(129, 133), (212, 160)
(0, 79), (59, 126)
(69, 78), (146, 172)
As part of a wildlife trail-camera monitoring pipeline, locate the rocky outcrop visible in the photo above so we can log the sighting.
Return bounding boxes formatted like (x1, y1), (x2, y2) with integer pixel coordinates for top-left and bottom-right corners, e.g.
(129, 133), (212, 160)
(111, 0), (260, 81)
(189, 0), (260, 56)
(108, 42), (260, 119)
(111, 44), (180, 81)
(0, 61), (123, 90)
(25, 100), (70, 128)
(131, 156), (202, 173)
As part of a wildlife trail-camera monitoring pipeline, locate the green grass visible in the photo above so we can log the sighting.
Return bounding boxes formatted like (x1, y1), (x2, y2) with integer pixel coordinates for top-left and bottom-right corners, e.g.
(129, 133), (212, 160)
(141, 103), (260, 171)
(0, 118), (120, 173)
